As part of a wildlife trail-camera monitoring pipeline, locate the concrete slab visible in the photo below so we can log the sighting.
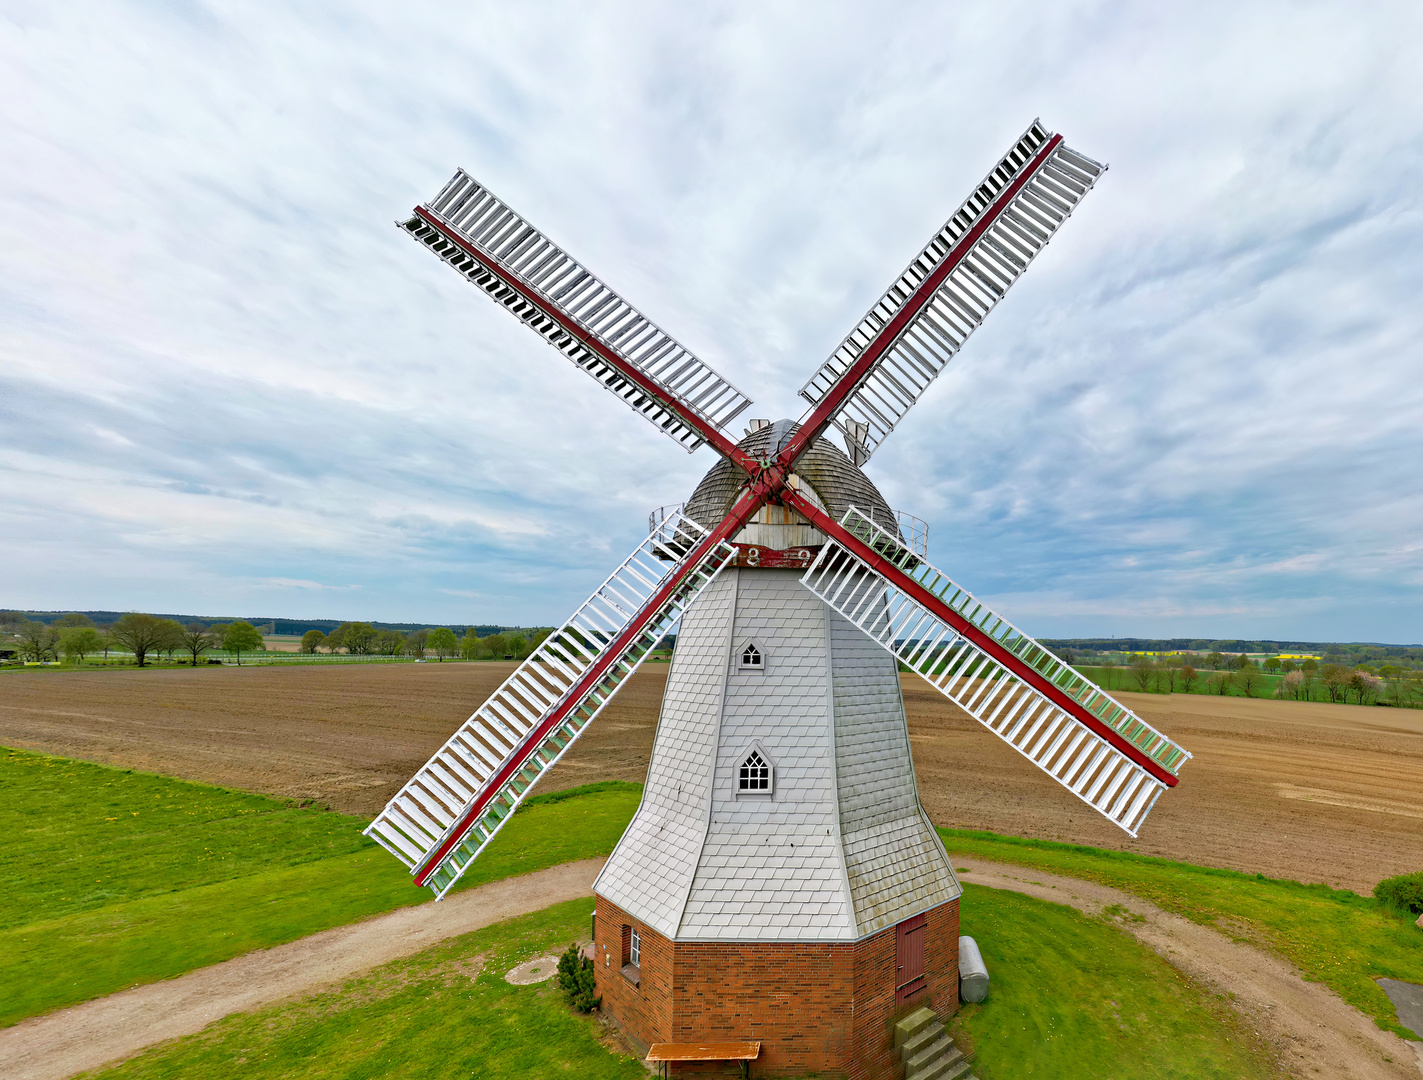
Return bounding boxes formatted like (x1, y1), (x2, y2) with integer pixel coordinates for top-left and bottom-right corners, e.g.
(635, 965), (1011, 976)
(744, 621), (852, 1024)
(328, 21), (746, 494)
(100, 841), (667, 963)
(1378, 978), (1423, 1039)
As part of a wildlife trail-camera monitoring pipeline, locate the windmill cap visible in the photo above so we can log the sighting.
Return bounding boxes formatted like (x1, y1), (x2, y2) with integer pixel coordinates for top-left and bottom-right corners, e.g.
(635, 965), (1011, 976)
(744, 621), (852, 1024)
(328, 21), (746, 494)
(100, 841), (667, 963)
(682, 419), (899, 537)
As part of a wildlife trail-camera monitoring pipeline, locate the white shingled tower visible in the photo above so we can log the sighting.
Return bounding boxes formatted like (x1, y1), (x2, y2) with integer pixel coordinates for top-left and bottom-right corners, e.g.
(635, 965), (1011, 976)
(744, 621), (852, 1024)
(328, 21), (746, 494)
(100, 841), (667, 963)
(368, 121), (1192, 1076)
(595, 420), (962, 945)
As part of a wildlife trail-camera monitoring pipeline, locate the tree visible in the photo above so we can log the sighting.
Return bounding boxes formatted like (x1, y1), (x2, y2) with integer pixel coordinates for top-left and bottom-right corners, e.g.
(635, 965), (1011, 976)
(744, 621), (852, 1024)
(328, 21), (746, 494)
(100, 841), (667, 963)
(1130, 656), (1154, 692)
(1301, 658), (1319, 675)
(1280, 659), (1297, 674)
(110, 613), (174, 667)
(17, 620), (59, 662)
(1207, 670), (1232, 696)
(55, 612), (95, 630)
(428, 627), (458, 661)
(1178, 665), (1197, 694)
(59, 626), (102, 665)
(1263, 656), (1281, 674)
(1278, 670), (1304, 700)
(157, 619), (185, 660)
(374, 630), (406, 656)
(222, 621), (265, 666)
(1234, 665), (1263, 698)
(405, 629), (430, 659)
(1205, 651), (1224, 671)
(483, 633), (508, 660)
(324, 623), (349, 653)
(1349, 670), (1382, 705)
(556, 942), (601, 1013)
(508, 633), (528, 660)
(299, 630), (327, 654)
(343, 622), (377, 655)
(460, 630), (484, 660)
(1320, 664), (1348, 703)
(1232, 653), (1255, 671)
(179, 624), (219, 666)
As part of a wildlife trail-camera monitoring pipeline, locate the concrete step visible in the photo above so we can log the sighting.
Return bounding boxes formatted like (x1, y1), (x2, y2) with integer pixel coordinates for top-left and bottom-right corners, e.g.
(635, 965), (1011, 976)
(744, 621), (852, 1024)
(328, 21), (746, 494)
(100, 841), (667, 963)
(906, 1038), (961, 1077)
(893, 1006), (940, 1048)
(916, 1053), (974, 1080)
(899, 1020), (947, 1061)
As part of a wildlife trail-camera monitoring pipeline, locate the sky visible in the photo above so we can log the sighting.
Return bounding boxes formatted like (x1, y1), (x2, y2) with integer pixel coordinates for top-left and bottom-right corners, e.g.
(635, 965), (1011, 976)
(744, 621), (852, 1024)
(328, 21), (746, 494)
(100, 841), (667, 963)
(3, 1), (1422, 642)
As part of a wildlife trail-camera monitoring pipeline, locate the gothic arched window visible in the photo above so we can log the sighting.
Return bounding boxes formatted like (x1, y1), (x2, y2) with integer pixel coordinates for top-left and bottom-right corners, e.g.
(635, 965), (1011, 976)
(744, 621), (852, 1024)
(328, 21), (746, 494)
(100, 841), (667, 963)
(738, 747), (772, 793)
(739, 642), (763, 669)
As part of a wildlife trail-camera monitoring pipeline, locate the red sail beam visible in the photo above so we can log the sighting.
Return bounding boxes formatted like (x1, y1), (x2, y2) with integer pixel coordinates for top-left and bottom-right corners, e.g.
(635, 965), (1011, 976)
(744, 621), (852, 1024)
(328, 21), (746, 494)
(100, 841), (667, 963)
(780, 486), (1178, 788)
(412, 206), (760, 477)
(411, 486), (772, 886)
(774, 134), (1063, 471)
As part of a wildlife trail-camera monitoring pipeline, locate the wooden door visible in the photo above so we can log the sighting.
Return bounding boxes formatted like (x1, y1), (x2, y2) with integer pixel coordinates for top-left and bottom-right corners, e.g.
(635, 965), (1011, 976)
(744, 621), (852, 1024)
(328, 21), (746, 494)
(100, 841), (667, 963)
(895, 912), (927, 1006)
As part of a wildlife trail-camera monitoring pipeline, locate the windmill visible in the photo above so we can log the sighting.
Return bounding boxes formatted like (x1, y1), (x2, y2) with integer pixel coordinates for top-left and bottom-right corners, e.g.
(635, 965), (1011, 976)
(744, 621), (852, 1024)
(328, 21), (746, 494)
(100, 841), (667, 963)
(368, 120), (1190, 1078)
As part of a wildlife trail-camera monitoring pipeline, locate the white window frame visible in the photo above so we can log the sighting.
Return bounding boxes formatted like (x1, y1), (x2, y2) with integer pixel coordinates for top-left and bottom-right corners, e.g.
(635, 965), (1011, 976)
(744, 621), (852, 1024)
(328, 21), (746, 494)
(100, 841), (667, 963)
(629, 925), (641, 967)
(736, 639), (766, 673)
(734, 739), (775, 799)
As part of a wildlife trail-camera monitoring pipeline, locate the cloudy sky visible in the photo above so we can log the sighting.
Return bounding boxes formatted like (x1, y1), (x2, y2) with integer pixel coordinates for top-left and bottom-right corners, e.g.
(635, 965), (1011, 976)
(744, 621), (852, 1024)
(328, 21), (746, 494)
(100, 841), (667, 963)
(3, 1), (1421, 642)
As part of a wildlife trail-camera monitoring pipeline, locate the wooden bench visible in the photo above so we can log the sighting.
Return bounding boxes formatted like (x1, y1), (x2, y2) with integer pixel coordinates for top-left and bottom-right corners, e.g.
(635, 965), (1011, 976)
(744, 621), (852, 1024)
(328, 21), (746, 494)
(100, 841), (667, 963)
(646, 1040), (761, 1078)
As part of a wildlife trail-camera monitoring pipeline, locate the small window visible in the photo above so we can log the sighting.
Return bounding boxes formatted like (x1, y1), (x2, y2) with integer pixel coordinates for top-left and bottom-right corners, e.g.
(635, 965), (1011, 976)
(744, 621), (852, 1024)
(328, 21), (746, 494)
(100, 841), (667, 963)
(739, 749), (771, 792)
(629, 925), (641, 967)
(740, 643), (763, 669)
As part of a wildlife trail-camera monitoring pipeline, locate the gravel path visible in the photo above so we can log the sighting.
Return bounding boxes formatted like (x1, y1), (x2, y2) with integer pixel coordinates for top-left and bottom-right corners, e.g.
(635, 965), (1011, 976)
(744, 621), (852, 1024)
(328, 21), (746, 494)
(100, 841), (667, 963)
(0, 858), (605, 1080)
(954, 857), (1423, 1079)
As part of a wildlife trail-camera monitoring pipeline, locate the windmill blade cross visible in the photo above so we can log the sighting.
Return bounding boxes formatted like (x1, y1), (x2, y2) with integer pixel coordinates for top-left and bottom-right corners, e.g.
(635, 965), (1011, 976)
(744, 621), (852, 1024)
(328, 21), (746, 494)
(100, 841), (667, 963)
(793, 505), (1189, 837)
(781, 121), (1104, 470)
(365, 510), (737, 898)
(404, 171), (753, 462)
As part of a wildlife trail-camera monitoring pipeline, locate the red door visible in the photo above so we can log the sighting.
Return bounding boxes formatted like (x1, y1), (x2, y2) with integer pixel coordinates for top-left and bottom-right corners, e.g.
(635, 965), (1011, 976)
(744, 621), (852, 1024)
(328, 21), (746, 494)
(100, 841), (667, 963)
(895, 912), (927, 1006)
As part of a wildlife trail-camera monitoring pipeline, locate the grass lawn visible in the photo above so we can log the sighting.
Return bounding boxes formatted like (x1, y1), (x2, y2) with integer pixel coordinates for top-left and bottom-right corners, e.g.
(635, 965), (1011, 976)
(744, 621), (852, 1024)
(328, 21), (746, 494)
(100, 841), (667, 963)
(0, 746), (641, 1027)
(80, 898), (646, 1080)
(956, 882), (1270, 1079)
(941, 827), (1423, 1042)
(76, 888), (1271, 1080)
(1073, 664), (1287, 699)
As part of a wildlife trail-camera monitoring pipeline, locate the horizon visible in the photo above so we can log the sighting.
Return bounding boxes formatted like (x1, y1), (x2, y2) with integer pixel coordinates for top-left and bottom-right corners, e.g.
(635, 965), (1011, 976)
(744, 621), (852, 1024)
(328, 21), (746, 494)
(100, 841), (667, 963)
(5, 607), (1420, 651)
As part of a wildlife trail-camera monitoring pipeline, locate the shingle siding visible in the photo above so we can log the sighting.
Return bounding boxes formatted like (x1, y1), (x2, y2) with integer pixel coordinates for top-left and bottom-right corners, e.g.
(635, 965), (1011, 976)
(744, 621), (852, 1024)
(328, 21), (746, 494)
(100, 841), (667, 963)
(595, 566), (959, 944)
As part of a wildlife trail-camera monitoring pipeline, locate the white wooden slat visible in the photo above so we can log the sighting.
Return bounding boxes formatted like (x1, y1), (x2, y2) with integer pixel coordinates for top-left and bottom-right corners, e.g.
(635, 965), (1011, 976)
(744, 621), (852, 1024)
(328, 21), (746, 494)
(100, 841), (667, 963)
(365, 509), (737, 898)
(404, 172), (752, 451)
(800, 512), (1190, 838)
(798, 123), (1104, 464)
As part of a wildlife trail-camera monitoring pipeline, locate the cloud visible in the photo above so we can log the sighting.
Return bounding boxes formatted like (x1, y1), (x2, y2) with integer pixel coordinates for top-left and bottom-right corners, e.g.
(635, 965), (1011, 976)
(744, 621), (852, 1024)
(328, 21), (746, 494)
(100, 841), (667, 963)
(261, 579), (361, 591)
(2, 1), (1422, 642)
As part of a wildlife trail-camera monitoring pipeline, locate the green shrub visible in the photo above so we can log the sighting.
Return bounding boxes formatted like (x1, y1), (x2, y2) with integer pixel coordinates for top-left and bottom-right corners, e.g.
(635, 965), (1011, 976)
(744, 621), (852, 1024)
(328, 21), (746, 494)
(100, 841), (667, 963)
(557, 942), (601, 1013)
(1374, 871), (1423, 915)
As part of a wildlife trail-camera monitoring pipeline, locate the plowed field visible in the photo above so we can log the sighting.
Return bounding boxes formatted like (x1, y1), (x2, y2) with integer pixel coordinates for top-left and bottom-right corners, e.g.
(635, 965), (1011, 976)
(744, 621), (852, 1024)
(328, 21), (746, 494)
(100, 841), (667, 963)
(2, 663), (1419, 892)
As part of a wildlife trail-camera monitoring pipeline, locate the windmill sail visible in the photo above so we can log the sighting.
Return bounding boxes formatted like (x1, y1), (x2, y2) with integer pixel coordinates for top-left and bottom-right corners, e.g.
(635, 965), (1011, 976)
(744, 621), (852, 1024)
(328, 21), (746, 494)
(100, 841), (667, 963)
(800, 508), (1189, 837)
(797, 121), (1104, 464)
(404, 171), (752, 453)
(365, 510), (736, 898)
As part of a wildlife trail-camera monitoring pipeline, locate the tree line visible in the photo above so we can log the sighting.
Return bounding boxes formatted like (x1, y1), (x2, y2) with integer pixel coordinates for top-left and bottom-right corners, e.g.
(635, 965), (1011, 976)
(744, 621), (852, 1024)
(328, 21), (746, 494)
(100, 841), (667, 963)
(1082, 651), (1422, 706)
(299, 623), (550, 662)
(3, 612), (555, 668)
(1, 612), (265, 666)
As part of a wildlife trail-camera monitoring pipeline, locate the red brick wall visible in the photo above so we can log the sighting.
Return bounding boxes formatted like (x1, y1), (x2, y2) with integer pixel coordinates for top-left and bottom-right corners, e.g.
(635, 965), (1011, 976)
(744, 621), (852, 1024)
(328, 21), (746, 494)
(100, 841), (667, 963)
(594, 896), (961, 1080)
(670, 940), (855, 1076)
(594, 897), (672, 1054)
(924, 899), (961, 1015)
(849, 899), (960, 1080)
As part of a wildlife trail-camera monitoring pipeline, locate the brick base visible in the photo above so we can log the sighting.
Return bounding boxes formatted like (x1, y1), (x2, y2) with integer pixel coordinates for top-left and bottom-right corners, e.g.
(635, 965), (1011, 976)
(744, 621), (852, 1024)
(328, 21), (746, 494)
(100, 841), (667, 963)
(594, 897), (959, 1079)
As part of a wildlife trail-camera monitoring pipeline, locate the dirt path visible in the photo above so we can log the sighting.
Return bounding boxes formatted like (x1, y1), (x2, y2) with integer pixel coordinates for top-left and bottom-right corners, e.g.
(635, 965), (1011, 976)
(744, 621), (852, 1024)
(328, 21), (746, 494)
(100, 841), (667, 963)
(953, 857), (1423, 1079)
(0, 858), (606, 1080)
